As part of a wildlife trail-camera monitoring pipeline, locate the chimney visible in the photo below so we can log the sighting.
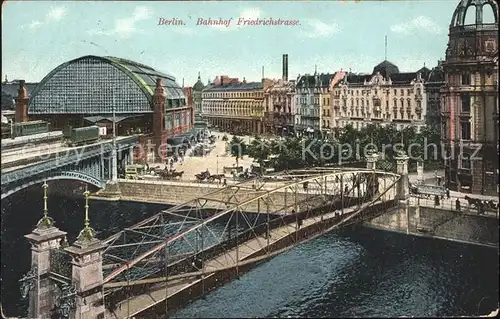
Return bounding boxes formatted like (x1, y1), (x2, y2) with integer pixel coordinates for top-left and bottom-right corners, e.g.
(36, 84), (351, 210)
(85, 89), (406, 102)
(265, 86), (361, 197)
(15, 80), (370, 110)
(152, 78), (166, 162)
(15, 80), (29, 123)
(282, 54), (289, 82)
(220, 75), (223, 85)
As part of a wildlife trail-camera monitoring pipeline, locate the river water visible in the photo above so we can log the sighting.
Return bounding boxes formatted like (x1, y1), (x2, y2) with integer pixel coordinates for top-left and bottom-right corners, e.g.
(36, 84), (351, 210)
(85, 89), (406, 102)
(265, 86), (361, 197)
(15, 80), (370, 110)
(1, 188), (498, 317)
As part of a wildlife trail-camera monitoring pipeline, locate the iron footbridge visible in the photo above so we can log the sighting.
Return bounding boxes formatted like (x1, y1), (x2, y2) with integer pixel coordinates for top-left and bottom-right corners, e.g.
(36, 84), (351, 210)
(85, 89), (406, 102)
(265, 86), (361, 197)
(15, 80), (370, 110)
(99, 168), (401, 318)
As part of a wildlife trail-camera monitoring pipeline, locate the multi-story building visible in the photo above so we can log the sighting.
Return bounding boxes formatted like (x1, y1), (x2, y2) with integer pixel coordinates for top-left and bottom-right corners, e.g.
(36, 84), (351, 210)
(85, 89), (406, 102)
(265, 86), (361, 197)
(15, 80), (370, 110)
(192, 72), (208, 134)
(295, 72), (336, 136)
(263, 54), (296, 136)
(441, 0), (498, 195)
(332, 61), (428, 132)
(320, 85), (332, 137)
(425, 61), (445, 127)
(202, 75), (273, 135)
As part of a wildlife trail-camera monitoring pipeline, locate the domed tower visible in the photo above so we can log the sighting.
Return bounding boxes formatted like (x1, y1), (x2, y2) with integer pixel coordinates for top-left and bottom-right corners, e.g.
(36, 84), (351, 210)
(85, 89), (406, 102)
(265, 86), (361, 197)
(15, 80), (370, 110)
(192, 72), (208, 133)
(441, 0), (498, 195)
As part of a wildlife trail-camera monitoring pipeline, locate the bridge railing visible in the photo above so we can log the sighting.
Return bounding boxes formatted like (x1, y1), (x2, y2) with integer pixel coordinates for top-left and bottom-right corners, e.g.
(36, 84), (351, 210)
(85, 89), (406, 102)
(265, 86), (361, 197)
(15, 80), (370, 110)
(100, 169), (400, 314)
(1, 136), (139, 186)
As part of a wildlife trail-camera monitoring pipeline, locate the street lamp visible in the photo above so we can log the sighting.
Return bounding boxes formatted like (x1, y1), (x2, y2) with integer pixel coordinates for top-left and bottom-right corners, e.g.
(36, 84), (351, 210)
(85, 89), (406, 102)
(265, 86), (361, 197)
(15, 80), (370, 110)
(217, 155), (219, 175)
(111, 89), (118, 182)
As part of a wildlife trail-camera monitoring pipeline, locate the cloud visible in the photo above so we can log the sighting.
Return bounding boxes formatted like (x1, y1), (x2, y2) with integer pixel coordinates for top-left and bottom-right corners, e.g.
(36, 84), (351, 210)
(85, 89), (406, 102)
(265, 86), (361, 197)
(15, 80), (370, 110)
(46, 6), (67, 22)
(299, 19), (340, 38)
(87, 6), (152, 38)
(20, 6), (67, 30)
(209, 7), (261, 32)
(390, 16), (442, 35)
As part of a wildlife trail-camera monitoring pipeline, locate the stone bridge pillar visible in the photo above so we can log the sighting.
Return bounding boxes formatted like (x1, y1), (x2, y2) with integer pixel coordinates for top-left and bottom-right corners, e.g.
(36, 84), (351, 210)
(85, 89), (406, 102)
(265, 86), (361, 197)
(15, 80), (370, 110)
(365, 149), (380, 200)
(24, 223), (67, 318)
(22, 182), (67, 318)
(394, 151), (411, 233)
(65, 189), (106, 319)
(394, 151), (410, 201)
(65, 236), (106, 319)
(366, 150), (379, 170)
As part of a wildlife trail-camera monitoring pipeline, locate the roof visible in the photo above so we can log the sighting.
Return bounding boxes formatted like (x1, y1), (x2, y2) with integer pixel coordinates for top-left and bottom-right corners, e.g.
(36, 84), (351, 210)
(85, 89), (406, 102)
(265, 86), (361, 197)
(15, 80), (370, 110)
(2, 82), (39, 109)
(204, 81), (263, 92)
(193, 74), (206, 91)
(30, 55), (184, 103)
(391, 72), (418, 84)
(428, 66), (445, 83)
(344, 73), (372, 84)
(372, 60), (400, 78)
(296, 73), (336, 88)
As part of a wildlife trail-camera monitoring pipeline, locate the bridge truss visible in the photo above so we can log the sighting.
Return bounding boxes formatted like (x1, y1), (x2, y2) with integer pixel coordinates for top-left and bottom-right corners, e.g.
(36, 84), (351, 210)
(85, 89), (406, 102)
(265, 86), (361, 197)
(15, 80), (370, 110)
(101, 168), (401, 316)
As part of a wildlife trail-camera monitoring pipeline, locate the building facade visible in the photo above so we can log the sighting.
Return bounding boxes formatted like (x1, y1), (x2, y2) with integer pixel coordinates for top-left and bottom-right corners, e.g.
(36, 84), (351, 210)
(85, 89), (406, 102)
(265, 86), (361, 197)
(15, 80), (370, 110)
(425, 61), (445, 127)
(331, 61), (428, 132)
(295, 72), (336, 136)
(26, 55), (193, 162)
(441, 0), (498, 195)
(202, 76), (273, 135)
(263, 79), (296, 136)
(263, 54), (296, 136)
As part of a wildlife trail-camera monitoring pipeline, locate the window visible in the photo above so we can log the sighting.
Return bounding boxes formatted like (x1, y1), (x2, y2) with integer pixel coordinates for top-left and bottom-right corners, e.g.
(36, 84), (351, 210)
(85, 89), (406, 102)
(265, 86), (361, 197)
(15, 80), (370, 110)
(400, 89), (404, 95)
(461, 72), (471, 85)
(461, 153), (471, 169)
(460, 120), (471, 140)
(461, 94), (471, 112)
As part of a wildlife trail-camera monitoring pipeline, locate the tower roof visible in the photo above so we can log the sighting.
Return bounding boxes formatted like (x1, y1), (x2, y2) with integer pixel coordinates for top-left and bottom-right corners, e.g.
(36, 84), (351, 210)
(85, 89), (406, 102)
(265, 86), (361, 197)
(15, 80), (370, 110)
(372, 60), (400, 78)
(450, 0), (498, 27)
(193, 73), (205, 91)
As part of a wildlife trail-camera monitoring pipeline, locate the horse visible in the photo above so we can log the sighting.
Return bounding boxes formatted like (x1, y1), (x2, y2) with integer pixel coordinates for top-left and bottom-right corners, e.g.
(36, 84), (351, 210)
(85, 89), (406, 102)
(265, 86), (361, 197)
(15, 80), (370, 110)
(195, 171), (210, 182)
(208, 174), (225, 183)
(158, 170), (173, 180)
(171, 171), (184, 179)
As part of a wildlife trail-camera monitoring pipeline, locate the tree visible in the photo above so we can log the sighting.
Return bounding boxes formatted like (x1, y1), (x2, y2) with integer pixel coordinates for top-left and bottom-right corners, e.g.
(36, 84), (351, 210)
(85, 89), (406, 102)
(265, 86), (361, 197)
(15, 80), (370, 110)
(246, 136), (271, 173)
(229, 135), (246, 166)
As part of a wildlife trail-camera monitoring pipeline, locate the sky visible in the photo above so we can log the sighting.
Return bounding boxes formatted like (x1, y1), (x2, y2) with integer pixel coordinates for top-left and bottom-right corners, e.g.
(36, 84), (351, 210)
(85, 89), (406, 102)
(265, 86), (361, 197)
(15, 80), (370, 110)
(1, 0), (472, 86)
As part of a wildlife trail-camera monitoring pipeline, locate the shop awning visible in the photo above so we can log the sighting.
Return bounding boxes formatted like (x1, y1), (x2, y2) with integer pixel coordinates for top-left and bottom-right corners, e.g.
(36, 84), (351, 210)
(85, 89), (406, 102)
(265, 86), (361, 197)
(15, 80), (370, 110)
(84, 115), (140, 123)
(167, 136), (190, 145)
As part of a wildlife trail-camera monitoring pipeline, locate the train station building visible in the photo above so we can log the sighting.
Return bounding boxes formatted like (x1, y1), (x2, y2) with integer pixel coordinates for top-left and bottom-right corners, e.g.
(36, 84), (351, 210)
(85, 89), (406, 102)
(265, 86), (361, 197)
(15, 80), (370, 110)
(21, 55), (195, 161)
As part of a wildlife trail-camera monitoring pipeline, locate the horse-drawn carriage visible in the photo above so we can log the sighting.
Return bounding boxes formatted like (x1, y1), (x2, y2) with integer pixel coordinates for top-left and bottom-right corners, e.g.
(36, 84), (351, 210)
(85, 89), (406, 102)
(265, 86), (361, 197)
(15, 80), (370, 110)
(158, 170), (184, 180)
(194, 170), (226, 183)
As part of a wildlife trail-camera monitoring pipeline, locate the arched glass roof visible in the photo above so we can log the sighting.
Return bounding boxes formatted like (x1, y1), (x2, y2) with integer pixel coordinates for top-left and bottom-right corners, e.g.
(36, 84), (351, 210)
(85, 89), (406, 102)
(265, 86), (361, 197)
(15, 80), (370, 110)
(29, 55), (185, 115)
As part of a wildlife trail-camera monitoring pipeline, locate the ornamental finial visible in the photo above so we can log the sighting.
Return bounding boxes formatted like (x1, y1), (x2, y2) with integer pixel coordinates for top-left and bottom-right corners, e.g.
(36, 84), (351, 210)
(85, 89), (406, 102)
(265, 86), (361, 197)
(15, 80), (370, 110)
(76, 185), (95, 243)
(36, 181), (54, 229)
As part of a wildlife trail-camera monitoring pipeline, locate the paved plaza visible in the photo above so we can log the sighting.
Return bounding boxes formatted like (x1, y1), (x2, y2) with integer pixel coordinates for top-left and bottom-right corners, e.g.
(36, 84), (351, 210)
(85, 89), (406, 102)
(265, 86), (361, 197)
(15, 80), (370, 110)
(147, 131), (256, 182)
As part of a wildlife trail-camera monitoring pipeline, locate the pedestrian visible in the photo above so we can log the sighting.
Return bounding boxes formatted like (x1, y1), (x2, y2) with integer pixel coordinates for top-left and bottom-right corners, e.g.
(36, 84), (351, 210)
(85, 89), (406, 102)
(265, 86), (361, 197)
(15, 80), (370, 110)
(455, 198), (461, 211)
(434, 195), (440, 207)
(446, 188), (450, 199)
(222, 178), (227, 187)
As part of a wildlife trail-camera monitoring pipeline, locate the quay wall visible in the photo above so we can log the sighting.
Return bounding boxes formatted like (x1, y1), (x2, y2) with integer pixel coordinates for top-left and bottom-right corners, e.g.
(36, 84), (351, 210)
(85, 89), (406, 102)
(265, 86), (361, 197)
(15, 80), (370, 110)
(99, 180), (326, 213)
(364, 203), (499, 248)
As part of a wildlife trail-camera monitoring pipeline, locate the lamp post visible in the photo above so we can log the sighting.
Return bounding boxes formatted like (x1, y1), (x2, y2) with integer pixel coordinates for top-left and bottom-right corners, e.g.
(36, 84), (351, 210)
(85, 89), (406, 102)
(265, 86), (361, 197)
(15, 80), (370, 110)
(9, 119), (13, 139)
(111, 90), (118, 182)
(216, 155), (219, 175)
